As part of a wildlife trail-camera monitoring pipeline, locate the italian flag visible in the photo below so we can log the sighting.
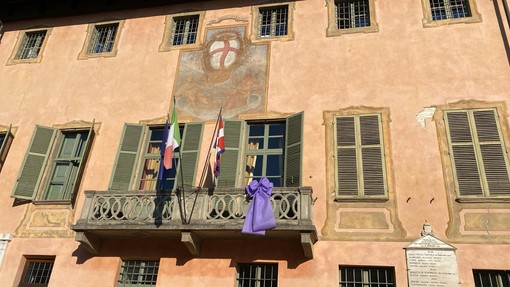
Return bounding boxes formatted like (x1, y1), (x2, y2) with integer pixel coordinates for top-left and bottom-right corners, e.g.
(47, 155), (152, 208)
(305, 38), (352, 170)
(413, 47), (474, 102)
(163, 107), (181, 169)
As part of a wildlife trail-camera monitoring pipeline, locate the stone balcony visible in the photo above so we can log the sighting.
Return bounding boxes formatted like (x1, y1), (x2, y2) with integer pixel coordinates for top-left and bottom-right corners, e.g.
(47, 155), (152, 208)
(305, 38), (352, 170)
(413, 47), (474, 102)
(71, 187), (317, 258)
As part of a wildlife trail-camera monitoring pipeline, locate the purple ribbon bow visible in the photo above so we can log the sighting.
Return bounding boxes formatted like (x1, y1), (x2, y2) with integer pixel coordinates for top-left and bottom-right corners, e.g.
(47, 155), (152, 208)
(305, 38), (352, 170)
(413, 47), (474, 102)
(242, 177), (276, 235)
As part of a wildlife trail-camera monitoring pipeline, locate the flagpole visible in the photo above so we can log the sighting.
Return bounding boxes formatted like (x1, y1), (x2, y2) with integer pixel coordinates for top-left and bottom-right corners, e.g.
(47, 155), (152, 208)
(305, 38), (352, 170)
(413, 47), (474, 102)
(187, 108), (222, 224)
(172, 98), (188, 224)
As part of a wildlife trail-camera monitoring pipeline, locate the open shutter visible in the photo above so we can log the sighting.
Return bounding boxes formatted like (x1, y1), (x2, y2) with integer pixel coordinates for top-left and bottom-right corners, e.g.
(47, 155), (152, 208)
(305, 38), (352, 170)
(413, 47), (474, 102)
(216, 120), (243, 188)
(284, 112), (303, 187)
(178, 123), (203, 190)
(336, 116), (358, 196)
(109, 124), (144, 190)
(12, 126), (56, 200)
(0, 124), (14, 171)
(68, 124), (95, 201)
(359, 115), (386, 196)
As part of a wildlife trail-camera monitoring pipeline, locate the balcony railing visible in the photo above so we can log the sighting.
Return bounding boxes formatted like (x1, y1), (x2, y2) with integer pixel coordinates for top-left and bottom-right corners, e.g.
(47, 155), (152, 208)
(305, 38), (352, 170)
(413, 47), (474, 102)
(71, 187), (317, 258)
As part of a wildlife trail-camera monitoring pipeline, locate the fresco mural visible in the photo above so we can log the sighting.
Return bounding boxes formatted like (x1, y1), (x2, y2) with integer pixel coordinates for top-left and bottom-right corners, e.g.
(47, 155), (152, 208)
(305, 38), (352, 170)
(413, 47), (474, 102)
(173, 26), (268, 120)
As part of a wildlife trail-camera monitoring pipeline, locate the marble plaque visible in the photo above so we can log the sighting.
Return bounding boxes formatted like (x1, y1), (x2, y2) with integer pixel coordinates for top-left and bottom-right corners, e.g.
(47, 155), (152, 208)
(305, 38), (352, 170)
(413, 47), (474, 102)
(406, 235), (460, 287)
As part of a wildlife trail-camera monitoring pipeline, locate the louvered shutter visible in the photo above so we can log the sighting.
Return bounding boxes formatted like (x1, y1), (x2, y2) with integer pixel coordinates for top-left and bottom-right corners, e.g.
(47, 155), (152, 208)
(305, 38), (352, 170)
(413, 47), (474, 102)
(216, 120), (243, 188)
(12, 126), (56, 200)
(284, 112), (303, 187)
(0, 125), (14, 171)
(109, 124), (144, 190)
(178, 123), (203, 190)
(336, 116), (358, 196)
(359, 115), (386, 196)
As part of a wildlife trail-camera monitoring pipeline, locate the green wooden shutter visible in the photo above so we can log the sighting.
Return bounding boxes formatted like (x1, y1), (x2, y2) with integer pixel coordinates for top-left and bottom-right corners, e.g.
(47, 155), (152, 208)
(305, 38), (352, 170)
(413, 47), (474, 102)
(336, 116), (358, 196)
(178, 122), (203, 190)
(12, 126), (56, 200)
(109, 124), (144, 190)
(0, 125), (14, 172)
(359, 115), (386, 196)
(216, 120), (243, 188)
(68, 125), (95, 201)
(284, 112), (303, 187)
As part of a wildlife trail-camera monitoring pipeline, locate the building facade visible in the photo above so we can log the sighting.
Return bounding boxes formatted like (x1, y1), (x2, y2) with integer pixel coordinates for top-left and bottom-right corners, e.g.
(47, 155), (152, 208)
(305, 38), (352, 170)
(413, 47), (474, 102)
(0, 0), (509, 286)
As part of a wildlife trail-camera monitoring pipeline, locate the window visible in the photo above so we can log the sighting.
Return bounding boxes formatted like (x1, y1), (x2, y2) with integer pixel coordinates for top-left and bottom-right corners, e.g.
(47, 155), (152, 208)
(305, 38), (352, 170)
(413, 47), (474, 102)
(12, 124), (94, 202)
(118, 260), (159, 287)
(0, 125), (14, 172)
(251, 3), (294, 42)
(326, 0), (378, 36)
(237, 263), (278, 287)
(444, 108), (510, 198)
(335, 114), (387, 198)
(421, 0), (481, 26)
(339, 266), (395, 286)
(19, 257), (54, 287)
(8, 28), (51, 64)
(79, 21), (123, 59)
(159, 12), (204, 51)
(109, 122), (203, 191)
(473, 270), (510, 287)
(216, 113), (302, 188)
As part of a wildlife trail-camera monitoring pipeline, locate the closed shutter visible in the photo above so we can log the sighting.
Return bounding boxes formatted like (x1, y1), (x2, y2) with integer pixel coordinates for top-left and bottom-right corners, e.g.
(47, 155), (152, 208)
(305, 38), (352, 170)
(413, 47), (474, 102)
(109, 124), (144, 190)
(284, 112), (303, 187)
(0, 124), (14, 171)
(12, 126), (56, 200)
(336, 116), (358, 196)
(216, 120), (243, 188)
(178, 123), (203, 190)
(359, 115), (386, 196)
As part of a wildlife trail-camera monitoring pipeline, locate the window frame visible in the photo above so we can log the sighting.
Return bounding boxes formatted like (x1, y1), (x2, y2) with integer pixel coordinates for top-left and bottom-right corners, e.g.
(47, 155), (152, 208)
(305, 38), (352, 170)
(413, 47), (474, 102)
(236, 262), (278, 287)
(339, 265), (396, 286)
(117, 259), (160, 287)
(0, 124), (14, 173)
(421, 0), (481, 27)
(159, 11), (204, 52)
(7, 27), (52, 65)
(79, 20), (124, 59)
(473, 269), (510, 287)
(19, 256), (55, 287)
(326, 0), (378, 36)
(251, 3), (295, 43)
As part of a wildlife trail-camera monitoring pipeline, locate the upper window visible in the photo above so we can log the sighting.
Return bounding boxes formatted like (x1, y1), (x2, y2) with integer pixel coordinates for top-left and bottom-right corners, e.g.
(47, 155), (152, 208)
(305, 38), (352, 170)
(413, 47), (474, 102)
(473, 270), (510, 287)
(326, 0), (378, 36)
(237, 263), (278, 287)
(339, 266), (395, 286)
(117, 260), (159, 287)
(251, 3), (294, 42)
(7, 28), (51, 65)
(19, 257), (55, 287)
(79, 21), (123, 59)
(12, 124), (95, 202)
(443, 108), (510, 198)
(109, 122), (203, 191)
(159, 12), (204, 51)
(216, 113), (302, 188)
(0, 125), (14, 172)
(421, 0), (481, 26)
(335, 113), (387, 199)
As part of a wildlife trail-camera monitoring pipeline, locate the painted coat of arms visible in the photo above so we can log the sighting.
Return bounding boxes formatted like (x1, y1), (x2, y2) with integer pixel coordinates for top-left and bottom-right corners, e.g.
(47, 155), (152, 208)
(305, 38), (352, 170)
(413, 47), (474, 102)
(173, 26), (268, 120)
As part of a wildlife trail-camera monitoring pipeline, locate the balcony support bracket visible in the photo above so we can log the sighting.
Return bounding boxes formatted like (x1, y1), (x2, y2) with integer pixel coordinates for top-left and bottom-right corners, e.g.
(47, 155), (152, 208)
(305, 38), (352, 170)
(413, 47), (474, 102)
(301, 231), (317, 259)
(75, 231), (103, 255)
(182, 231), (202, 256)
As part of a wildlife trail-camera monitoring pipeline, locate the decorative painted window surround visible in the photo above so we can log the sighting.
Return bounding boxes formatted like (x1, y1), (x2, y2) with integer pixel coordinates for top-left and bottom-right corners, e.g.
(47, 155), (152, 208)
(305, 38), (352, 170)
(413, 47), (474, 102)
(326, 0), (379, 36)
(79, 20), (124, 59)
(7, 27), (52, 65)
(421, 0), (481, 27)
(251, 2), (295, 43)
(159, 11), (205, 52)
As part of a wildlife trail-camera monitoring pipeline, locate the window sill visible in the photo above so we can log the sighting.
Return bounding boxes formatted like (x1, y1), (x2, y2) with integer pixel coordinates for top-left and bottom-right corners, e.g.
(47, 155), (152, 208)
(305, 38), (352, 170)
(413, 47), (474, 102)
(334, 196), (388, 203)
(456, 197), (510, 203)
(6, 57), (43, 66)
(78, 51), (118, 60)
(33, 200), (72, 205)
(326, 25), (379, 37)
(158, 42), (202, 52)
(250, 34), (294, 44)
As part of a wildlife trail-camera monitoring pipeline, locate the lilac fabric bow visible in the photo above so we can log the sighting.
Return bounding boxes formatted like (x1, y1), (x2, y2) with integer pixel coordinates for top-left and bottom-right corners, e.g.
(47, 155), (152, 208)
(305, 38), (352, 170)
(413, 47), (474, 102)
(242, 177), (276, 235)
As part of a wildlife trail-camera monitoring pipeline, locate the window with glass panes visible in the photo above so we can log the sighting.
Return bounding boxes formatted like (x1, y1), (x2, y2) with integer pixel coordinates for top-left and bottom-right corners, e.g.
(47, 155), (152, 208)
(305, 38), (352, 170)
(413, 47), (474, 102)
(335, 0), (371, 29)
(237, 263), (278, 287)
(16, 30), (47, 60)
(45, 131), (90, 200)
(138, 126), (183, 191)
(473, 270), (510, 287)
(20, 258), (54, 287)
(244, 122), (285, 187)
(429, 0), (471, 20)
(258, 5), (288, 37)
(118, 260), (159, 287)
(339, 266), (395, 287)
(171, 15), (199, 46)
(88, 23), (118, 54)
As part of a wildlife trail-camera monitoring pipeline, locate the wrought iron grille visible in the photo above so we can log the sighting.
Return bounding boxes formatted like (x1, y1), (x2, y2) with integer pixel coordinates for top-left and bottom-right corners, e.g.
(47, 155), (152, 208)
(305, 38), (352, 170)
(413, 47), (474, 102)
(118, 260), (159, 287)
(16, 30), (47, 59)
(335, 0), (370, 29)
(259, 6), (288, 37)
(88, 23), (118, 54)
(429, 0), (471, 20)
(171, 15), (199, 46)
(339, 266), (395, 287)
(474, 270), (510, 287)
(237, 263), (278, 287)
(21, 259), (54, 285)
